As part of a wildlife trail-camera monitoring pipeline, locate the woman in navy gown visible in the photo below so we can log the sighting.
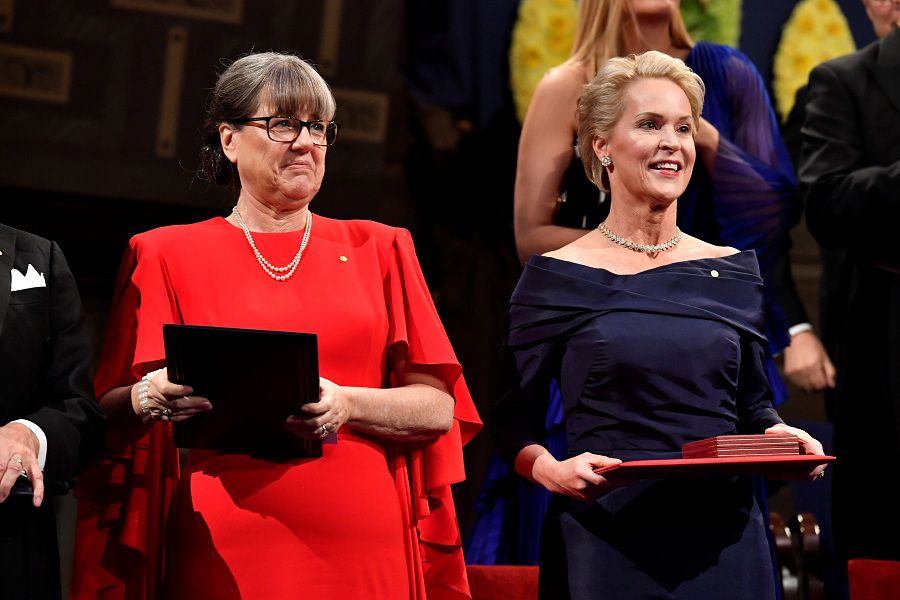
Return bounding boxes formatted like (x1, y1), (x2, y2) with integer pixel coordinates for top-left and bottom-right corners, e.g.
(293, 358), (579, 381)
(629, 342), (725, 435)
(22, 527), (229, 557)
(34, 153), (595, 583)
(492, 51), (827, 599)
(466, 0), (834, 567)
(513, 0), (834, 398)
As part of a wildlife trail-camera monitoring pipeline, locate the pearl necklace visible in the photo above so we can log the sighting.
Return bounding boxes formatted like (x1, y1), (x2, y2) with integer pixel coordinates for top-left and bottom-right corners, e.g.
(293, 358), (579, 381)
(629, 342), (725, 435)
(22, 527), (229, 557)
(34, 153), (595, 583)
(598, 221), (682, 254)
(232, 207), (312, 281)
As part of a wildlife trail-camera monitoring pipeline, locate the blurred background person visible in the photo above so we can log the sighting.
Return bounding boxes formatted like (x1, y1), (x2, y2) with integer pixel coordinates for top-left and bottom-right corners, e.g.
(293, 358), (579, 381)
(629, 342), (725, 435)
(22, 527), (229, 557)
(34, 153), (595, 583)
(800, 4), (900, 566)
(71, 52), (481, 600)
(0, 222), (105, 600)
(863, 0), (900, 37)
(782, 0), (900, 419)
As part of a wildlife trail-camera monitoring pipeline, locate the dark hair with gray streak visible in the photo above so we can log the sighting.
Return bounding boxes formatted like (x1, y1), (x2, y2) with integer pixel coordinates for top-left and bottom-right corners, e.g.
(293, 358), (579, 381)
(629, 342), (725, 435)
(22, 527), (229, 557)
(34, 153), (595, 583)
(198, 52), (336, 187)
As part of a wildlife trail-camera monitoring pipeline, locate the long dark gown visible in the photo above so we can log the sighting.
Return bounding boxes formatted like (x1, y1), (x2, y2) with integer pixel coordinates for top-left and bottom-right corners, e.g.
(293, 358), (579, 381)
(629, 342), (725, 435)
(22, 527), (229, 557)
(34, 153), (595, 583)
(491, 251), (784, 599)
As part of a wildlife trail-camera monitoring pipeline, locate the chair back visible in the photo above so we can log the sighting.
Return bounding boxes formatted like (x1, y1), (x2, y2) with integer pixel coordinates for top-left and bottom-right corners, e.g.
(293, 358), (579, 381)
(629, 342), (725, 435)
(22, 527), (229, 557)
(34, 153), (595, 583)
(849, 559), (900, 600)
(467, 565), (539, 600)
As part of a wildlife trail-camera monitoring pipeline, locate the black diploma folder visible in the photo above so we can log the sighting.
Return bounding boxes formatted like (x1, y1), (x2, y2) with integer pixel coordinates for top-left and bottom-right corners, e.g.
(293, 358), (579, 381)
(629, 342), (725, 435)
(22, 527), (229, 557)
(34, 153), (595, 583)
(163, 324), (322, 458)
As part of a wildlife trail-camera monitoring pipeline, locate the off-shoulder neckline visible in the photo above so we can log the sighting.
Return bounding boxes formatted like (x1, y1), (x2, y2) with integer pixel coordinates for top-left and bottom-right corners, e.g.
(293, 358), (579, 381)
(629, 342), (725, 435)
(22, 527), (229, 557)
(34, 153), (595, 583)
(530, 249), (752, 277)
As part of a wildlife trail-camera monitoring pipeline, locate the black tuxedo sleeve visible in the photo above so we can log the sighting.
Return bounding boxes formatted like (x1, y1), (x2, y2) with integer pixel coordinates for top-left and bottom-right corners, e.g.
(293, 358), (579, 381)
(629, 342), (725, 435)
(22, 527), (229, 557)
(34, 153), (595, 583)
(25, 242), (105, 491)
(801, 63), (900, 253)
(777, 86), (811, 329)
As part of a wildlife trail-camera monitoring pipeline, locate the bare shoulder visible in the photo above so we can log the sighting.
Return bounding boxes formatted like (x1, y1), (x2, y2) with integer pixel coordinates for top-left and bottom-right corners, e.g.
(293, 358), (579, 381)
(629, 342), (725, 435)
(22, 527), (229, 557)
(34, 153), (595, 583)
(543, 246), (575, 262)
(521, 62), (588, 147)
(542, 229), (618, 267)
(542, 230), (595, 263)
(678, 234), (740, 260)
(542, 62), (589, 87)
(532, 62), (590, 105)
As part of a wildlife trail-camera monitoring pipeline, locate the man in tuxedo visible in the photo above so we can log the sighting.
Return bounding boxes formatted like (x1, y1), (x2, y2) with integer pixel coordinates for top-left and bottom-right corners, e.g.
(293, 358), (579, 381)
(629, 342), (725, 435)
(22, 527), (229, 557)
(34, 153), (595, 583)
(0, 222), (105, 599)
(800, 14), (900, 563)
(782, 0), (899, 419)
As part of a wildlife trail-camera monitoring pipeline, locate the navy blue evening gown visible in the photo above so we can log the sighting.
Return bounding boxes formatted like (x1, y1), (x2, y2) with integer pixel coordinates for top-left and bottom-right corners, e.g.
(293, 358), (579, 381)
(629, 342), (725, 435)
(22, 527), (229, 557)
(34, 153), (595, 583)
(491, 251), (783, 599)
(466, 42), (799, 567)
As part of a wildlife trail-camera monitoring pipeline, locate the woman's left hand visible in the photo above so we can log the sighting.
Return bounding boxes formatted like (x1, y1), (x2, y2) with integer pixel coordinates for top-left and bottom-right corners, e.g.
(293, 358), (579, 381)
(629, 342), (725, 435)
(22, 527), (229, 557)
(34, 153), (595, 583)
(765, 423), (828, 480)
(285, 377), (351, 439)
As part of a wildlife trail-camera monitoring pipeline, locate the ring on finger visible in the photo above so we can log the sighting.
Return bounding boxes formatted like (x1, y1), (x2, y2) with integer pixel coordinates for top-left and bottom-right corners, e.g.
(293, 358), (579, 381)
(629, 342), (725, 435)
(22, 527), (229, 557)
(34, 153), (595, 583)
(320, 423), (330, 436)
(148, 405), (174, 421)
(10, 455), (24, 467)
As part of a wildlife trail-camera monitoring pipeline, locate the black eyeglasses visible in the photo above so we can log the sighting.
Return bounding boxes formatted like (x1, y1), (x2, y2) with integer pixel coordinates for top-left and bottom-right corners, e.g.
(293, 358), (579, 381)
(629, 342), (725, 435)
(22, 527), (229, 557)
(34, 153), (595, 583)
(230, 116), (339, 146)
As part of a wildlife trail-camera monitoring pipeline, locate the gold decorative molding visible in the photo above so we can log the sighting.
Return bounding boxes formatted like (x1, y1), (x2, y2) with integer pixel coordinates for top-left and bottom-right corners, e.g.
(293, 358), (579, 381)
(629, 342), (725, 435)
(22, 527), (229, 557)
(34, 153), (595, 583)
(332, 88), (388, 144)
(317, 0), (343, 76)
(111, 0), (243, 24)
(155, 26), (188, 159)
(0, 43), (72, 103)
(0, 0), (14, 33)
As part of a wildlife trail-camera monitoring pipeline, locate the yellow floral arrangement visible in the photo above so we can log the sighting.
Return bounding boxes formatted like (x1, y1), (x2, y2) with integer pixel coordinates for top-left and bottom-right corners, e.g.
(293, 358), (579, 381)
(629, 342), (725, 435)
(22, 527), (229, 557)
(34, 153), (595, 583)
(773, 0), (855, 120)
(681, 0), (741, 48)
(509, 0), (741, 123)
(509, 0), (578, 123)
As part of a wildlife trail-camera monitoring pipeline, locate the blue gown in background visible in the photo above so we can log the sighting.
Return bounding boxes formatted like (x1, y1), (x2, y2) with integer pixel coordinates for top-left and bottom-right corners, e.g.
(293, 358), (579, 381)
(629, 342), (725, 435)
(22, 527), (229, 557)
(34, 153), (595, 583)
(492, 252), (783, 598)
(466, 41), (799, 566)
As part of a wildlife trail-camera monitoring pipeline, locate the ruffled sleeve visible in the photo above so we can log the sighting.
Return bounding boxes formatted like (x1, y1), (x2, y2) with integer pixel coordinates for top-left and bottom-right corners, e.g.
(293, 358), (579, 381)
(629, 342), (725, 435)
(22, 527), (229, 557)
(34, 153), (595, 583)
(383, 227), (482, 600)
(94, 234), (181, 394)
(71, 234), (181, 600)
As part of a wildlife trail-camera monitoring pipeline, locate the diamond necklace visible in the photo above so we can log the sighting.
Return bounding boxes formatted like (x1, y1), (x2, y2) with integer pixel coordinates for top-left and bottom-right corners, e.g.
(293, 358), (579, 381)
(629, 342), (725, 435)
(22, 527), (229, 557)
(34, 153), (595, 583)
(598, 221), (682, 254)
(232, 206), (312, 281)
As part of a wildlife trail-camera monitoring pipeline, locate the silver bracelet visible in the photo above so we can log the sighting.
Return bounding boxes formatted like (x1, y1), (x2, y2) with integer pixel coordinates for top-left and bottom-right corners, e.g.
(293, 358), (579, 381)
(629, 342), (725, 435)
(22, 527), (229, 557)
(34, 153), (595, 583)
(137, 368), (165, 417)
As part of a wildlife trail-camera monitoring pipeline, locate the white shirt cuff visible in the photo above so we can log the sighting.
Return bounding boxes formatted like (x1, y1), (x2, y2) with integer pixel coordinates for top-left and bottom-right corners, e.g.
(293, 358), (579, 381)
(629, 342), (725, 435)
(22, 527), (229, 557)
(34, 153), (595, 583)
(788, 323), (814, 337)
(10, 419), (47, 470)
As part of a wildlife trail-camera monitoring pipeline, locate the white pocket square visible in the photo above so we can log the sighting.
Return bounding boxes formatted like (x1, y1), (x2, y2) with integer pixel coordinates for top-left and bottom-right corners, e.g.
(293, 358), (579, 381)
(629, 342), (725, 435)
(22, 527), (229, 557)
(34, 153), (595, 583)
(11, 264), (47, 292)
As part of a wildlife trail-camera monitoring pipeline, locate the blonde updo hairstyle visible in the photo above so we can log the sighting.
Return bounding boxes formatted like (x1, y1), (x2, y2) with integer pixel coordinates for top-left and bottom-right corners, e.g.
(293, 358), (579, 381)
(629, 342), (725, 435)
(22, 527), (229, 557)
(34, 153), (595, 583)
(576, 50), (705, 192)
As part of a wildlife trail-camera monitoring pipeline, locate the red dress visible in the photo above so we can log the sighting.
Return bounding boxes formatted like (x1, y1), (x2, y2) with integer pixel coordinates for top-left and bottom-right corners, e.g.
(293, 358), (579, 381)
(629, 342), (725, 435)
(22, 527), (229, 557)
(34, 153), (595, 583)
(71, 216), (481, 599)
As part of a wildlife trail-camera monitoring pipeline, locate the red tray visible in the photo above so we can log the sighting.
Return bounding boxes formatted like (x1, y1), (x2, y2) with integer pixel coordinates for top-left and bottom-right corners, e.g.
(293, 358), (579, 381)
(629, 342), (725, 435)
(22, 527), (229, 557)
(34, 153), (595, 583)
(594, 455), (835, 479)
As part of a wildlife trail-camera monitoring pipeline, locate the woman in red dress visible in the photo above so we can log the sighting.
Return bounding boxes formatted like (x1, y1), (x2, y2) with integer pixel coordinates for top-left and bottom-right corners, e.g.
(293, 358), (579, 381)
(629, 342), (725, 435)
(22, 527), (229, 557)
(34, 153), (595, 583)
(72, 52), (481, 599)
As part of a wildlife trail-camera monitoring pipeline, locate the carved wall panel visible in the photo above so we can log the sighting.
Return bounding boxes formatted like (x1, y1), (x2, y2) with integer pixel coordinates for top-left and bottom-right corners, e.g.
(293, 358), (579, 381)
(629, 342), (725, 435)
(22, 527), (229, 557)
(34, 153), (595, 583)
(0, 0), (402, 214)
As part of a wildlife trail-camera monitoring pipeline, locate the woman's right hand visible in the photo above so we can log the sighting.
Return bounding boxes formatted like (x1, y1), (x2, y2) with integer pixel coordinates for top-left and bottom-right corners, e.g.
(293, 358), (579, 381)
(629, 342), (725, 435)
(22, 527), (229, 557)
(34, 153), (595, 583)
(532, 451), (625, 501)
(131, 368), (212, 422)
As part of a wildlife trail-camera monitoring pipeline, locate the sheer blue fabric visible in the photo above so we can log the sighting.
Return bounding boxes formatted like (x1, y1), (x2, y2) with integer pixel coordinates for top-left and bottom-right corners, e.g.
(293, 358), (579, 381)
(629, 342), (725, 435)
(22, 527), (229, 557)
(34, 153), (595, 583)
(682, 42), (800, 361)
